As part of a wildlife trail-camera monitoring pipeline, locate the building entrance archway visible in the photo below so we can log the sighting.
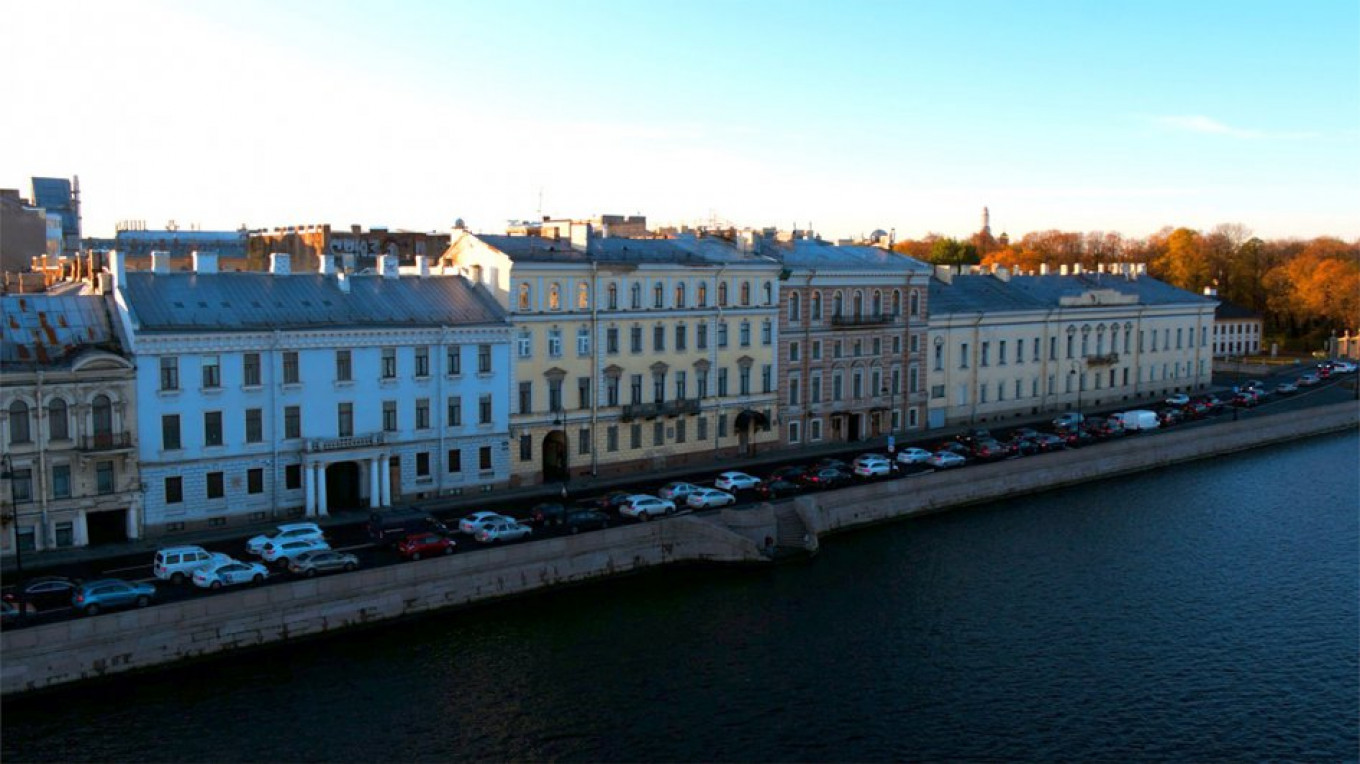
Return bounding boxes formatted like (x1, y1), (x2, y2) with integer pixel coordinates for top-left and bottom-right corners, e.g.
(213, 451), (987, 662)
(325, 461), (362, 510)
(542, 430), (568, 482)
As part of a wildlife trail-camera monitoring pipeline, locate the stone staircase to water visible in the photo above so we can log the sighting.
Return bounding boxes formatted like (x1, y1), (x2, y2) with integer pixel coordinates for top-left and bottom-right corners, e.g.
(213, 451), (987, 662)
(772, 502), (818, 558)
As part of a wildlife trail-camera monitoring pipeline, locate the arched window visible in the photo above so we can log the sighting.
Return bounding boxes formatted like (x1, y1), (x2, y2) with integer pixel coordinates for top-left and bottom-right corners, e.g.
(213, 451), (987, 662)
(653, 282), (664, 308)
(8, 400), (30, 444)
(718, 282), (729, 306)
(762, 281), (772, 305)
(872, 291), (882, 316)
(576, 282), (589, 310)
(92, 395), (113, 438)
(548, 283), (561, 311)
(789, 293), (802, 322)
(811, 291), (822, 320)
(833, 291), (844, 318)
(892, 290), (902, 316)
(697, 282), (708, 307)
(607, 282), (618, 309)
(909, 290), (920, 317)
(853, 291), (864, 318)
(630, 282), (642, 309)
(1081, 325), (1091, 356)
(675, 282), (687, 308)
(48, 398), (69, 441)
(517, 283), (531, 311)
(740, 281), (751, 306)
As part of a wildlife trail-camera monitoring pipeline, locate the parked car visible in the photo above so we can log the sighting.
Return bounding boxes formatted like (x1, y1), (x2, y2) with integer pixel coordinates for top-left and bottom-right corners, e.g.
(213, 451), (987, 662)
(397, 533), (457, 560)
(767, 465), (809, 483)
(969, 438), (1010, 461)
(1061, 429), (1097, 448)
(1084, 416), (1128, 438)
(562, 510), (611, 534)
(288, 550), (360, 577)
(754, 478), (803, 500)
(530, 502), (569, 527)
(1196, 394), (1225, 412)
(1231, 390), (1258, 407)
(1276, 381), (1298, 395)
(71, 579), (156, 616)
(687, 488), (737, 509)
(154, 546), (232, 585)
(3, 576), (80, 611)
(619, 494), (676, 520)
(192, 559), (269, 590)
(261, 538), (331, 568)
(1331, 360), (1357, 373)
(1008, 436), (1042, 456)
(246, 522), (324, 556)
(852, 454), (895, 478)
(801, 467), (853, 489)
(811, 458), (852, 473)
(1052, 412), (1085, 431)
(595, 491), (635, 514)
(934, 441), (972, 458)
(1165, 393), (1190, 406)
(894, 447), (933, 465)
(927, 451), (967, 469)
(367, 509), (450, 545)
(1032, 433), (1068, 452)
(955, 428), (993, 448)
(475, 520), (534, 544)
(1298, 372), (1321, 387)
(658, 482), (703, 502)
(715, 472), (762, 492)
(1155, 407), (1185, 426)
(1, 599), (36, 626)
(459, 511), (514, 535)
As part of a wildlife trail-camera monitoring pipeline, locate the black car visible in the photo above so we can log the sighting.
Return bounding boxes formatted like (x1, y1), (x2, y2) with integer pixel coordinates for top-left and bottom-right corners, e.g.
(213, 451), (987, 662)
(935, 441), (972, 458)
(767, 465), (808, 484)
(596, 491), (634, 513)
(1008, 427), (1041, 441)
(801, 467), (853, 490)
(811, 458), (851, 473)
(563, 510), (611, 534)
(1009, 436), (1042, 457)
(531, 502), (569, 526)
(755, 478), (803, 500)
(3, 576), (80, 611)
(1032, 433), (1068, 452)
(955, 428), (993, 447)
(1156, 407), (1185, 426)
(970, 438), (1010, 462)
(367, 509), (451, 546)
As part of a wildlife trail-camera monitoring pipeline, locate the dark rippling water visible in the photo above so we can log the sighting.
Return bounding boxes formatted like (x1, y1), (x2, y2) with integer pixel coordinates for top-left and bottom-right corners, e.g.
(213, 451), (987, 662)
(4, 431), (1357, 762)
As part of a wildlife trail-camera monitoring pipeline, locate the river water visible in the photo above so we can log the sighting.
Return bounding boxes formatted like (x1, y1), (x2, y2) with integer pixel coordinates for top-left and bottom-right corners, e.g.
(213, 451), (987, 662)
(3, 431), (1357, 762)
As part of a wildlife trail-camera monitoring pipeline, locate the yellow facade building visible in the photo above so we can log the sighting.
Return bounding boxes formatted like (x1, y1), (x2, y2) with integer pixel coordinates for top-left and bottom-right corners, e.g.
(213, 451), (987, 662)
(443, 225), (782, 486)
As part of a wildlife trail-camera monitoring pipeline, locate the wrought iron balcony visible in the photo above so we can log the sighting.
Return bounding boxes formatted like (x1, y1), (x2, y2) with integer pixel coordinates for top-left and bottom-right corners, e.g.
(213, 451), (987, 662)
(1085, 353), (1120, 367)
(830, 313), (896, 329)
(662, 398), (701, 417)
(306, 432), (385, 453)
(621, 402), (659, 421)
(79, 432), (133, 452)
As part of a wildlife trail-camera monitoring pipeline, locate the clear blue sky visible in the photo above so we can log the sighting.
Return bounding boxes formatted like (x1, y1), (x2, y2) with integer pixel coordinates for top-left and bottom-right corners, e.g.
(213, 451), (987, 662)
(4, 0), (1357, 241)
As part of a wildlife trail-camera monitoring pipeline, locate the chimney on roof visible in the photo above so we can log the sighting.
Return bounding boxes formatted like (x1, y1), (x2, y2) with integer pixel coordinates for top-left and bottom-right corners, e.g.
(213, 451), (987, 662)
(415, 255), (430, 278)
(270, 253), (291, 275)
(1040, 263), (1049, 276)
(351, 224), (362, 234)
(337, 271), (351, 294)
(995, 266), (1011, 282)
(934, 264), (954, 284)
(151, 250), (170, 274)
(1073, 263), (1083, 275)
(569, 222), (593, 252)
(1060, 264), (1069, 276)
(317, 254), (335, 275)
(193, 251), (218, 274)
(379, 254), (400, 278)
(109, 250), (126, 291)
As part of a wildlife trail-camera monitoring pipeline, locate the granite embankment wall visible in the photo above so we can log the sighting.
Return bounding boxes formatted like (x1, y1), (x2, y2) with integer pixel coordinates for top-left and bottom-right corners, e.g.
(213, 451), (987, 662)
(3, 403), (1354, 696)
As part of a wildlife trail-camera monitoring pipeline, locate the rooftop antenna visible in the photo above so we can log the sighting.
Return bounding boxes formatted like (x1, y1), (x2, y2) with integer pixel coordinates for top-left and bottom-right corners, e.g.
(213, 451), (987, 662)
(537, 187), (544, 219)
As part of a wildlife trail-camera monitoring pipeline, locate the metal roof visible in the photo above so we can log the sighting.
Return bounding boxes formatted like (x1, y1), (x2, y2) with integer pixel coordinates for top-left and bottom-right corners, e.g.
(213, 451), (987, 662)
(929, 273), (1216, 315)
(1214, 300), (1260, 320)
(771, 239), (933, 272)
(122, 272), (507, 333)
(471, 234), (775, 266)
(1, 293), (119, 366)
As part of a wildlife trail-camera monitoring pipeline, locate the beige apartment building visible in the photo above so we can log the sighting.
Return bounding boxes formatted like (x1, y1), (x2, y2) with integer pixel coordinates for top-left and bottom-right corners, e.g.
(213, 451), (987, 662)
(442, 224), (782, 486)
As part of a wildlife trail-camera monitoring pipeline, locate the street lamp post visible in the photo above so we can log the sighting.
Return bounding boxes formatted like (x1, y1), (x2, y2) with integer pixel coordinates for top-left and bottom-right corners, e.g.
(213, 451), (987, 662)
(1070, 361), (1083, 422)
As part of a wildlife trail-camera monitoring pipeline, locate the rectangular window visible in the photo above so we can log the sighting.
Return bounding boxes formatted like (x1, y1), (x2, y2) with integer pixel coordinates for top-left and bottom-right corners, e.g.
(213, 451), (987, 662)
(698, 416), (708, 441)
(338, 402), (353, 437)
(789, 421), (801, 443)
(579, 427), (591, 455)
(676, 418), (687, 444)
(415, 346), (430, 377)
(416, 399), (431, 429)
(739, 322), (751, 347)
(11, 469), (33, 503)
(207, 471), (224, 499)
(204, 411), (223, 447)
(653, 420), (665, 446)
(549, 380), (563, 412)
(675, 324), (687, 351)
(981, 341), (990, 367)
(653, 373), (666, 403)
(478, 446), (492, 471)
(450, 448), (464, 472)
(162, 414), (181, 450)
(812, 340), (822, 361)
(202, 355), (221, 388)
(790, 341), (800, 362)
(165, 476), (183, 504)
(336, 350), (352, 382)
(761, 321), (772, 346)
(631, 326), (643, 353)
(761, 364), (772, 394)
(789, 377), (801, 406)
(676, 370), (688, 400)
(607, 328), (619, 354)
(697, 322), (708, 350)
(416, 452), (431, 477)
(520, 433), (533, 462)
(286, 464), (302, 490)
(577, 328), (591, 356)
(999, 340), (1008, 365)
(607, 377), (620, 406)
(248, 468), (264, 494)
(717, 322), (728, 348)
(381, 347), (397, 378)
(630, 374), (643, 405)
(718, 414), (728, 438)
(653, 325), (665, 352)
(718, 367), (729, 397)
(245, 408), (263, 443)
(607, 426), (619, 452)
(739, 367), (751, 395)
(160, 356), (179, 391)
(51, 464), (71, 499)
(449, 345), (463, 373)
(630, 423), (642, 449)
(383, 400), (398, 432)
(811, 374), (822, 403)
(285, 405), (301, 439)
(283, 351), (299, 384)
(578, 377), (591, 409)
(479, 395), (493, 424)
(519, 381), (532, 415)
(243, 353), (261, 386)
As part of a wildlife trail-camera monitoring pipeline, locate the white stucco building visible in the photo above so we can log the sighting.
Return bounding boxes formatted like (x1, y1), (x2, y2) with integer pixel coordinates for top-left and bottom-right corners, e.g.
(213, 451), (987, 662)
(109, 251), (511, 536)
(926, 264), (1219, 428)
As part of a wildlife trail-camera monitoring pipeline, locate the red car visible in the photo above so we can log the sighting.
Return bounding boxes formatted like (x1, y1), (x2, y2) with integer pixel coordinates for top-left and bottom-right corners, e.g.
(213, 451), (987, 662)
(396, 533), (456, 561)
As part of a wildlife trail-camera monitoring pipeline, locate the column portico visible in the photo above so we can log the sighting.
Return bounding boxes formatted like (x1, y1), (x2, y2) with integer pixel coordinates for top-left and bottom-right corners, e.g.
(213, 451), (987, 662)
(304, 464), (316, 518)
(369, 459), (381, 509)
(315, 462), (329, 517)
(379, 454), (392, 507)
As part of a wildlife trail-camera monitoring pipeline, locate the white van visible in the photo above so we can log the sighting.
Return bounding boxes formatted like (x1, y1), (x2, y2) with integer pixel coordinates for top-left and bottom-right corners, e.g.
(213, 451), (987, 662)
(1111, 410), (1160, 432)
(153, 546), (230, 584)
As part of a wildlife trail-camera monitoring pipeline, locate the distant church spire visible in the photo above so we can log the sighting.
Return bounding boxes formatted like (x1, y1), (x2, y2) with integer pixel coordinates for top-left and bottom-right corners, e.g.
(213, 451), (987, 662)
(982, 206), (991, 236)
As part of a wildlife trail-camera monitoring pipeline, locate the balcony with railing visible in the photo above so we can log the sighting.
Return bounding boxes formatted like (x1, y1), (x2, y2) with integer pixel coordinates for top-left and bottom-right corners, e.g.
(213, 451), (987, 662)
(830, 313), (897, 329)
(78, 432), (133, 452)
(1085, 353), (1120, 367)
(306, 432), (386, 453)
(621, 402), (659, 422)
(662, 398), (701, 417)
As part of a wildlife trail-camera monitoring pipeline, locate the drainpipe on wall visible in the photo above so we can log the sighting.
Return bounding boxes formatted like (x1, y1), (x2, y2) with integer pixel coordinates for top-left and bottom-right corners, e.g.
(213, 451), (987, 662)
(589, 261), (599, 478)
(36, 370), (50, 549)
(269, 330), (280, 520)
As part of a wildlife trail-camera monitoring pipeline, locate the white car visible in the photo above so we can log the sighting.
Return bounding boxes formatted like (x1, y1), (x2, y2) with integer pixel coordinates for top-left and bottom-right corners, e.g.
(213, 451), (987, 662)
(1331, 360), (1357, 373)
(1165, 393), (1190, 406)
(895, 447), (933, 465)
(714, 472), (761, 492)
(619, 494), (676, 520)
(474, 520), (533, 544)
(459, 511), (514, 535)
(927, 451), (967, 469)
(260, 537), (331, 567)
(192, 559), (269, 590)
(246, 523), (324, 556)
(852, 456), (893, 478)
(1298, 373), (1321, 386)
(686, 488), (736, 509)
(657, 482), (702, 502)
(154, 546), (232, 584)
